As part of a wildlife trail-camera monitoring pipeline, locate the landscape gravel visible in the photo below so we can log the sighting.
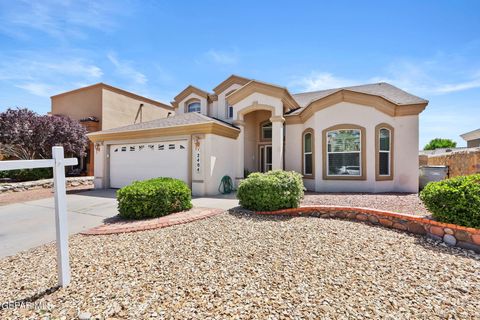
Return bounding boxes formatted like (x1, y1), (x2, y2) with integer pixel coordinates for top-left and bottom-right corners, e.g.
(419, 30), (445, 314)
(1, 212), (479, 319)
(302, 192), (431, 216)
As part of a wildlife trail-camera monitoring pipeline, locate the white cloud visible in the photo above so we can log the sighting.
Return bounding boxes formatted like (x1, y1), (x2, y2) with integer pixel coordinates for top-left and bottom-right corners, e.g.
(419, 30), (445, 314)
(290, 72), (361, 91)
(107, 53), (147, 85)
(205, 49), (239, 65)
(0, 53), (103, 96)
(291, 60), (480, 95)
(15, 82), (53, 97)
(0, 0), (129, 40)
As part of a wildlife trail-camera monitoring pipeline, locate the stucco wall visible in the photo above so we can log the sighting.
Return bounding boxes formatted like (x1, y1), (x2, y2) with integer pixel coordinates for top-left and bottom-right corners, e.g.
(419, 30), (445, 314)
(51, 85), (103, 125)
(285, 102), (419, 193)
(101, 88), (170, 130)
(215, 83), (243, 122)
(203, 134), (237, 195)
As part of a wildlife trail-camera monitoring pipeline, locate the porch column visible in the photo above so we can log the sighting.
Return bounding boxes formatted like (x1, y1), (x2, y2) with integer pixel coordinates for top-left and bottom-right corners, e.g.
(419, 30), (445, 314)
(233, 120), (245, 184)
(270, 116), (284, 170)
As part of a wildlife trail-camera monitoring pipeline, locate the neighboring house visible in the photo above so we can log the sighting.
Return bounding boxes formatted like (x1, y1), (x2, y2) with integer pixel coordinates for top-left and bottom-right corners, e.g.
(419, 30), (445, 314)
(51, 83), (173, 175)
(460, 128), (480, 147)
(88, 75), (428, 195)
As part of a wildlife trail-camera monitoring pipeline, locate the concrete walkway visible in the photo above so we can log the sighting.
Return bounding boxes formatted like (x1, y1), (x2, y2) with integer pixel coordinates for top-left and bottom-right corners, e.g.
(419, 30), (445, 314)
(0, 189), (239, 258)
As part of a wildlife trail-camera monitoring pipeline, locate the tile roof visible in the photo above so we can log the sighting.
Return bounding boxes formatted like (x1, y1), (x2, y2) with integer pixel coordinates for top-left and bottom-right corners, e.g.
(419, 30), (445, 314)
(291, 82), (428, 110)
(97, 112), (239, 134)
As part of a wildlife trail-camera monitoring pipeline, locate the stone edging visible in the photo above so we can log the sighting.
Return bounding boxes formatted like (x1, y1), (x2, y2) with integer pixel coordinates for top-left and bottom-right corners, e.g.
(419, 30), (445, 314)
(82, 207), (223, 235)
(0, 176), (94, 193)
(253, 206), (480, 253)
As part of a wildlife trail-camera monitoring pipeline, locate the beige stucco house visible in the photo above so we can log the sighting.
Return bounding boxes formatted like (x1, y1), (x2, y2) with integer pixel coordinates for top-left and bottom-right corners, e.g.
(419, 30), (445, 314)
(51, 83), (173, 175)
(88, 75), (428, 195)
(461, 128), (480, 148)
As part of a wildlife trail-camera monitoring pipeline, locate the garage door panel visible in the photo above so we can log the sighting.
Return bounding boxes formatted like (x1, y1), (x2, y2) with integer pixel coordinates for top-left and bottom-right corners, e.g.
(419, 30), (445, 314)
(109, 140), (188, 188)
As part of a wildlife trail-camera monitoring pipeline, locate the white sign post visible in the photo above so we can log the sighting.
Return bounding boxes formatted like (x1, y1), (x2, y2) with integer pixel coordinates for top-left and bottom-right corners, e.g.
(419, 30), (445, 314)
(0, 146), (77, 287)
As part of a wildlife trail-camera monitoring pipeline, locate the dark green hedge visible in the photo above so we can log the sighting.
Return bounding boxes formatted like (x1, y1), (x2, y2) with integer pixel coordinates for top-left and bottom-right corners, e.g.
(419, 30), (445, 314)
(116, 177), (193, 220)
(0, 168), (52, 182)
(420, 174), (480, 228)
(237, 170), (304, 211)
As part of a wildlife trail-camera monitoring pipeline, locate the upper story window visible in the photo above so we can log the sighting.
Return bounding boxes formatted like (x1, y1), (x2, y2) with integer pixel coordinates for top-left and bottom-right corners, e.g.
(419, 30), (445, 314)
(261, 121), (272, 140)
(226, 104), (233, 118)
(325, 126), (364, 178)
(187, 102), (201, 113)
(376, 123), (394, 180)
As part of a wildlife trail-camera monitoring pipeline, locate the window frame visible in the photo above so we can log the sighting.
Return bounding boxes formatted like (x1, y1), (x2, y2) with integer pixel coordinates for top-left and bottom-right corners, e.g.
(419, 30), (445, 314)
(375, 123), (394, 181)
(186, 99), (201, 113)
(322, 124), (366, 180)
(225, 90), (236, 119)
(260, 121), (273, 141)
(302, 128), (315, 178)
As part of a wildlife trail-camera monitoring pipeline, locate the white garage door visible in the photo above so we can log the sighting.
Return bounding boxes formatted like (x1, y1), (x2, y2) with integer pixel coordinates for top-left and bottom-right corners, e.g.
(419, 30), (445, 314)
(109, 140), (188, 188)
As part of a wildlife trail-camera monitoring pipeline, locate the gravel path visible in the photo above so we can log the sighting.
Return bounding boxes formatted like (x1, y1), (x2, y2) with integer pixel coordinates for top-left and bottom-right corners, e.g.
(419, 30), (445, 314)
(303, 192), (430, 216)
(1, 213), (479, 319)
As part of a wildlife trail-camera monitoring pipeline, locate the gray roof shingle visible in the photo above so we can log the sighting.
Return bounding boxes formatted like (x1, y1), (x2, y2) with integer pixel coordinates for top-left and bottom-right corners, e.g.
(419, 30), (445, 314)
(96, 112), (238, 134)
(290, 82), (428, 112)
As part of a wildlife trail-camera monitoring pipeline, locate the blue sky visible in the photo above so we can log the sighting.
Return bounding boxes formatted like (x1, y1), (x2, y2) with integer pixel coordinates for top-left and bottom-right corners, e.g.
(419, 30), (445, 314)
(0, 0), (479, 148)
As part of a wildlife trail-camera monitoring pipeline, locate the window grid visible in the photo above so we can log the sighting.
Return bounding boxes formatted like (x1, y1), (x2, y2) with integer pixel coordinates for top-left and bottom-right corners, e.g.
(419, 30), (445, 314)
(326, 129), (361, 177)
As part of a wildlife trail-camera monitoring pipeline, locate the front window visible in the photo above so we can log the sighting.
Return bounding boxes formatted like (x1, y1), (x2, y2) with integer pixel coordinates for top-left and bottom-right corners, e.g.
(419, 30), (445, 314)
(378, 128), (391, 176)
(261, 122), (272, 140)
(303, 130), (314, 176)
(187, 102), (201, 113)
(327, 129), (361, 176)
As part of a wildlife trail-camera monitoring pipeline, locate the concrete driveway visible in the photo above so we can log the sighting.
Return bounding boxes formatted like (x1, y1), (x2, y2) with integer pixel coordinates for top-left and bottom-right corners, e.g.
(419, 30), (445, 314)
(0, 189), (118, 258)
(0, 189), (239, 258)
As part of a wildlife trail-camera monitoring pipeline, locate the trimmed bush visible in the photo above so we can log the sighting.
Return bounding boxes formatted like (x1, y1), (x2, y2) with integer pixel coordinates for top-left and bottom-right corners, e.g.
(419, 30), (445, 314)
(237, 170), (304, 211)
(420, 174), (480, 228)
(0, 168), (52, 182)
(116, 177), (193, 220)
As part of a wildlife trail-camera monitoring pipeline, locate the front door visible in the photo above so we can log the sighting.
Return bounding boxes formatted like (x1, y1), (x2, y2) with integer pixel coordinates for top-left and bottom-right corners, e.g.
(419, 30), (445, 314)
(259, 145), (272, 172)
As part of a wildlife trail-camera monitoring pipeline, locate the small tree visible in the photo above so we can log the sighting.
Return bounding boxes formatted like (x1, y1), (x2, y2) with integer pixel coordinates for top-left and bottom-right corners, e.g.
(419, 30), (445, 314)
(0, 108), (87, 160)
(423, 138), (457, 151)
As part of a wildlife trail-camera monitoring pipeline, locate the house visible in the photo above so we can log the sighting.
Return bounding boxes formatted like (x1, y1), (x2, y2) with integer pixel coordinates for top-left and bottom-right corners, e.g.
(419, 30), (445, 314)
(461, 128), (480, 148)
(51, 83), (174, 175)
(88, 75), (428, 195)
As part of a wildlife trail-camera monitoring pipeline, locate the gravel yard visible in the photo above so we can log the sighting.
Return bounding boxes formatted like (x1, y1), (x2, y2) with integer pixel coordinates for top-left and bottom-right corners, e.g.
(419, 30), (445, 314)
(1, 212), (479, 319)
(302, 192), (430, 216)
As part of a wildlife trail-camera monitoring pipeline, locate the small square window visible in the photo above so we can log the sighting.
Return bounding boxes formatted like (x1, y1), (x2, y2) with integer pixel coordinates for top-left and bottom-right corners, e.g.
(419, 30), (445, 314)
(129, 146), (135, 152)
(148, 144), (154, 150)
(139, 145), (145, 151)
(180, 145), (185, 149)
(169, 144), (175, 150)
(114, 148), (118, 152)
(121, 147), (126, 152)
(158, 144), (164, 150)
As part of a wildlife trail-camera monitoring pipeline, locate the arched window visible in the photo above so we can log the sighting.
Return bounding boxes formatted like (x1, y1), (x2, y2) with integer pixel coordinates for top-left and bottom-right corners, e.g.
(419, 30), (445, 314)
(187, 101), (201, 113)
(302, 128), (314, 178)
(322, 124), (366, 180)
(376, 123), (394, 180)
(260, 121), (272, 141)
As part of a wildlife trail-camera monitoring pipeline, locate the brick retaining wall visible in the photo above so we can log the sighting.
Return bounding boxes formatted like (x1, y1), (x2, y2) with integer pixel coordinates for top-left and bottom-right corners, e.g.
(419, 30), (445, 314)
(0, 176), (94, 193)
(254, 206), (480, 253)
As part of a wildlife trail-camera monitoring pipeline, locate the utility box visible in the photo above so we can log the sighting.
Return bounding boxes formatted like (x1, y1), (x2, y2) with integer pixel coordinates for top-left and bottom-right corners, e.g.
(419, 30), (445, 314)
(419, 166), (449, 190)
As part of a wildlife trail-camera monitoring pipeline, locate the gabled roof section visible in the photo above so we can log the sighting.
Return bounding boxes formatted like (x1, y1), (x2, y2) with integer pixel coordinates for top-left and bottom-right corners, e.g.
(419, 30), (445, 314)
(51, 82), (173, 110)
(292, 82), (428, 108)
(88, 112), (239, 142)
(460, 128), (480, 141)
(226, 80), (301, 112)
(173, 85), (210, 105)
(212, 74), (251, 94)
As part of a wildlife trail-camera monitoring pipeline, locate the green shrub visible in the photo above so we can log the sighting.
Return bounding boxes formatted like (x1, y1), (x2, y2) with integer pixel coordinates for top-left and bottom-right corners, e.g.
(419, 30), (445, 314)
(237, 170), (304, 211)
(420, 174), (480, 228)
(0, 168), (52, 181)
(116, 177), (193, 220)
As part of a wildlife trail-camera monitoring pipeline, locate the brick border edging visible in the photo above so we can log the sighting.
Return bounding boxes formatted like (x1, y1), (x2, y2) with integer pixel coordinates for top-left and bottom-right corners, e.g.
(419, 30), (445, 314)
(81, 208), (223, 236)
(253, 206), (480, 253)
